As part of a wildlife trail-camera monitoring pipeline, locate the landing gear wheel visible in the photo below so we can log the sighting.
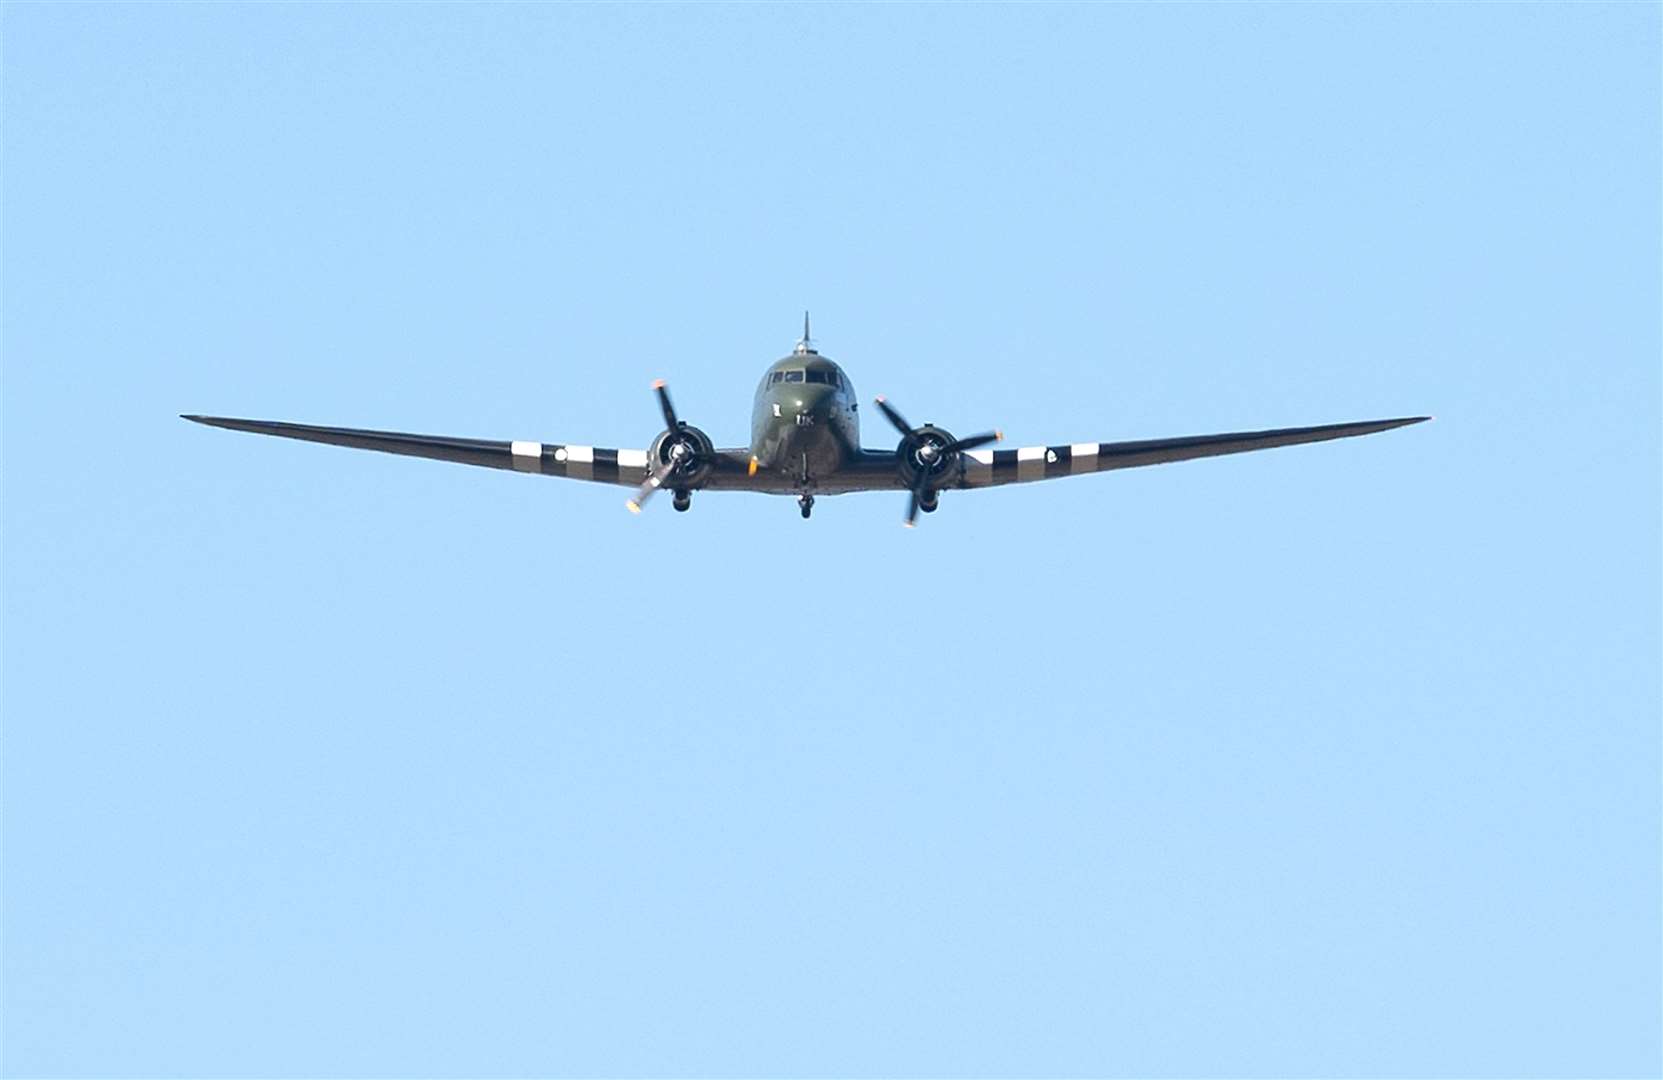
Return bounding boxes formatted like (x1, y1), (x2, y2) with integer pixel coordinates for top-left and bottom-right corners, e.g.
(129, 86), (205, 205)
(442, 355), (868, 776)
(798, 494), (814, 520)
(672, 490), (692, 513)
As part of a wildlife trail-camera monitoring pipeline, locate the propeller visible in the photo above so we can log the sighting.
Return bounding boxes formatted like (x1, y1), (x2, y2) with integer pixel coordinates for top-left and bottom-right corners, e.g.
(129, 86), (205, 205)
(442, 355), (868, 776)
(626, 380), (699, 514)
(874, 396), (1001, 527)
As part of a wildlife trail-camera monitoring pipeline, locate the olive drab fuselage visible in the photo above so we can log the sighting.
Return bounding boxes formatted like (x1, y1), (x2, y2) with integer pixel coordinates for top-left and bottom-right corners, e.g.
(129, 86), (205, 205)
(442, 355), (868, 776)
(749, 344), (861, 488)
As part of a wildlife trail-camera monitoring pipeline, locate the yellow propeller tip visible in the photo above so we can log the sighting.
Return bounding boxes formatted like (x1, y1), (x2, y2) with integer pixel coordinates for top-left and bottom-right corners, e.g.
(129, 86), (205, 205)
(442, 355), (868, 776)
(996, 431), (1005, 442)
(625, 500), (642, 514)
(748, 457), (759, 476)
(903, 521), (916, 529)
(651, 379), (665, 389)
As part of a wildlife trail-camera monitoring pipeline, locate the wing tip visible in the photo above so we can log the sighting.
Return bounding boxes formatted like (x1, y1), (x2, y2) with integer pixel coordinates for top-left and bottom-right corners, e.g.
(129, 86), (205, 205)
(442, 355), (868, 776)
(1363, 415), (1431, 432)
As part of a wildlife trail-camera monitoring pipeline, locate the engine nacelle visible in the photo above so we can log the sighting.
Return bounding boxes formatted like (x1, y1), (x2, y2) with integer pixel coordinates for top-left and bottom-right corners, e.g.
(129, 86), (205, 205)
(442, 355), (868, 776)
(650, 423), (715, 488)
(896, 423), (960, 489)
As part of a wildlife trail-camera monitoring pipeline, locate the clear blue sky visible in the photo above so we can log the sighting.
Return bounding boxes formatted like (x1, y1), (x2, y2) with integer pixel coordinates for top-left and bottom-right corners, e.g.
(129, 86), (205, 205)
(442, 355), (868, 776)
(4, 4), (1658, 1077)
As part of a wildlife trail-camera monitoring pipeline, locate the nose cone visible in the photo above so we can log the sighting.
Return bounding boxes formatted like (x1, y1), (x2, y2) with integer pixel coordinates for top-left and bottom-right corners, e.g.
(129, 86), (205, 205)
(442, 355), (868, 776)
(767, 380), (836, 421)
(787, 382), (836, 414)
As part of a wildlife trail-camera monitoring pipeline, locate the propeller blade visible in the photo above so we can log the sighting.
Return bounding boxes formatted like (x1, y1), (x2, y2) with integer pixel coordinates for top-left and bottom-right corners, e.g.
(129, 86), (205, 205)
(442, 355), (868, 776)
(653, 379), (679, 432)
(946, 430), (1002, 453)
(626, 459), (675, 514)
(904, 473), (930, 528)
(873, 396), (914, 439)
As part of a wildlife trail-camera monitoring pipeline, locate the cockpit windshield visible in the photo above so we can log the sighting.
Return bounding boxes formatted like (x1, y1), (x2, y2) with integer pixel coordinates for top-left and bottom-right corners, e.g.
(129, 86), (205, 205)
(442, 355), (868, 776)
(768, 368), (840, 388)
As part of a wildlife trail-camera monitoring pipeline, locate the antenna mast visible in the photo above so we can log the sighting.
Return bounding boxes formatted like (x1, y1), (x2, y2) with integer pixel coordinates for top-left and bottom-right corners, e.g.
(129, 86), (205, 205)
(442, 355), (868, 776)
(795, 311), (816, 354)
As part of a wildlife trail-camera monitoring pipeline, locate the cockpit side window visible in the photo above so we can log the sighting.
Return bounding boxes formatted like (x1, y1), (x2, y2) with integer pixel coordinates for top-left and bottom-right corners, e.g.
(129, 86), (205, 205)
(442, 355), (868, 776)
(769, 371), (784, 386)
(783, 370), (804, 383)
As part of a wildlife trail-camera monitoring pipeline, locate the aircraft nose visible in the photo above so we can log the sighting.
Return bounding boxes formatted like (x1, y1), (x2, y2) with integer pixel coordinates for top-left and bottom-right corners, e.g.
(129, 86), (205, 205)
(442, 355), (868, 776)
(780, 384), (836, 419)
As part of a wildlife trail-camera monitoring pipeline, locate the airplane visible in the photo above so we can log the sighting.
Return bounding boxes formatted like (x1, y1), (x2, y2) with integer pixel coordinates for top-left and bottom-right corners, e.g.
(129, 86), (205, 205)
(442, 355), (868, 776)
(182, 315), (1428, 526)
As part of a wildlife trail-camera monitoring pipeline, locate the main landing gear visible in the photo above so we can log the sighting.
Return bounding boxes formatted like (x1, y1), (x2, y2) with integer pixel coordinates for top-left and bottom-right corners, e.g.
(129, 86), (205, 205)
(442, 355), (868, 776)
(672, 490), (692, 513)
(798, 493), (815, 519)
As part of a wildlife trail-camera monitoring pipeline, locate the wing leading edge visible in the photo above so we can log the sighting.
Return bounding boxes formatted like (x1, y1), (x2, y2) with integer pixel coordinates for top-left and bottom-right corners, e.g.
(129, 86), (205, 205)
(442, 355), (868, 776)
(181, 415), (652, 486)
(183, 414), (1427, 496)
(956, 416), (1429, 488)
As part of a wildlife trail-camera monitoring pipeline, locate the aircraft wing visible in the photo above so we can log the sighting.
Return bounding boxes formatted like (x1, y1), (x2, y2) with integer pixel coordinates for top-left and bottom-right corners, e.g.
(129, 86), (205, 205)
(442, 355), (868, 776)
(955, 416), (1429, 489)
(181, 415), (653, 486)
